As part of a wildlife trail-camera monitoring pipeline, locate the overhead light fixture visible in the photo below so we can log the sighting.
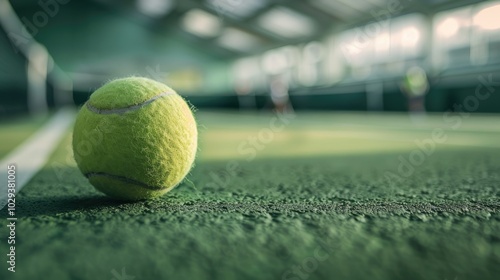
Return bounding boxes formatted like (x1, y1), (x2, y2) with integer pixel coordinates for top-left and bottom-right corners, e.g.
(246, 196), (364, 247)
(437, 18), (460, 38)
(257, 7), (315, 38)
(217, 28), (262, 52)
(137, 0), (173, 18)
(181, 9), (222, 38)
(303, 42), (325, 63)
(401, 27), (420, 48)
(206, 0), (268, 19)
(309, 0), (358, 20)
(374, 33), (391, 52)
(473, 4), (500, 30)
(262, 49), (289, 75)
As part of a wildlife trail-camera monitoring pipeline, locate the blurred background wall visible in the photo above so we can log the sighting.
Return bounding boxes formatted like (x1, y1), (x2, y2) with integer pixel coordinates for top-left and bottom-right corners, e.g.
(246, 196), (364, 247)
(1, 0), (499, 116)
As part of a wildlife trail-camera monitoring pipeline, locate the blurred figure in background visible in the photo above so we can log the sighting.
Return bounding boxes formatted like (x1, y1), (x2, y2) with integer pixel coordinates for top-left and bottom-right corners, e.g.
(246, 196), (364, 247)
(269, 74), (294, 113)
(400, 66), (429, 122)
(235, 79), (257, 111)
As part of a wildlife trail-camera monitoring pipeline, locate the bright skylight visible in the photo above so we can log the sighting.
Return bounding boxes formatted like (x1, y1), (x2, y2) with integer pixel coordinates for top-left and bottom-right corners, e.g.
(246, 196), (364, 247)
(257, 7), (315, 39)
(206, 0), (268, 19)
(437, 18), (460, 38)
(137, 0), (174, 18)
(181, 9), (222, 38)
(473, 4), (500, 30)
(401, 27), (421, 48)
(217, 28), (261, 52)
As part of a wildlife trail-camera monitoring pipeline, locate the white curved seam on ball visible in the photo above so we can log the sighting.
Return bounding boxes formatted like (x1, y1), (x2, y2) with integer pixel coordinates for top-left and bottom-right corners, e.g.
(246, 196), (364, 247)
(85, 172), (165, 190)
(85, 91), (175, 115)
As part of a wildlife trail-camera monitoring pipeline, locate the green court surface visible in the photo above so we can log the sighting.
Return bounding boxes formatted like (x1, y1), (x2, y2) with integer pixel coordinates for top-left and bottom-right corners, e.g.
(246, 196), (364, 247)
(1, 112), (499, 280)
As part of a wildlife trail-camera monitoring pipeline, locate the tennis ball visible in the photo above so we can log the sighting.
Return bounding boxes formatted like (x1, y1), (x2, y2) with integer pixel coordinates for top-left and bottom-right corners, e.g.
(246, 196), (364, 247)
(72, 77), (197, 201)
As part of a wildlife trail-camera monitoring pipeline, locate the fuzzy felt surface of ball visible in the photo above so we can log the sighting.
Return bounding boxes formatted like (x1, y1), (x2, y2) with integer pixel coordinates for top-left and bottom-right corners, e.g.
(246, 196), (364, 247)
(72, 77), (198, 200)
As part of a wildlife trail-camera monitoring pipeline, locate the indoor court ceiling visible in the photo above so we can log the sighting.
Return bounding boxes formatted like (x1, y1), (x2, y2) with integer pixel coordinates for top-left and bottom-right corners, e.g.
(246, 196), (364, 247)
(10, 0), (487, 57)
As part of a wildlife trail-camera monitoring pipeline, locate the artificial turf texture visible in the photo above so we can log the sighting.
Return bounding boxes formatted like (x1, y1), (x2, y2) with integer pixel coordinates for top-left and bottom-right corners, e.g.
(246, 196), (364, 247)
(1, 112), (499, 280)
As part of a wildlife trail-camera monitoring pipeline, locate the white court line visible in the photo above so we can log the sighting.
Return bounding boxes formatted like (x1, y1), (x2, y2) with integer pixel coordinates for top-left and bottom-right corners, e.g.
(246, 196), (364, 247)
(0, 108), (75, 209)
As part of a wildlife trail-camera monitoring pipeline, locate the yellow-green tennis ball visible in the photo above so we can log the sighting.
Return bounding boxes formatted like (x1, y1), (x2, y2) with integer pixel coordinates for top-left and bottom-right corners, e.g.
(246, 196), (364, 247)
(72, 77), (197, 201)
